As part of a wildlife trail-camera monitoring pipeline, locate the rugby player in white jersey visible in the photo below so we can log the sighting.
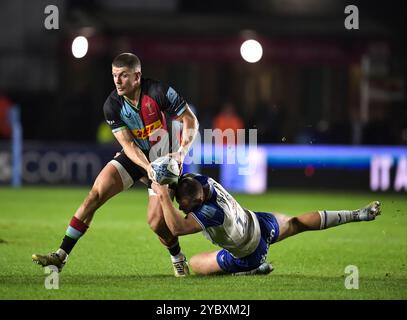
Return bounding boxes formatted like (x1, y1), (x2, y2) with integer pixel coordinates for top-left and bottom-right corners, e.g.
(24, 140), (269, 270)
(152, 173), (381, 275)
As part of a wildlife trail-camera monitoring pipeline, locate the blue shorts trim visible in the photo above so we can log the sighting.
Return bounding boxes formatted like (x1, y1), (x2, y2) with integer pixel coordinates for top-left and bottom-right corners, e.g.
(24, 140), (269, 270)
(216, 212), (280, 273)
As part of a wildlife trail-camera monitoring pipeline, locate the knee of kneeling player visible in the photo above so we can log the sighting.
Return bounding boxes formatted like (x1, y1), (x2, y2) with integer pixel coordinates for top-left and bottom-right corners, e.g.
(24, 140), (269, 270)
(189, 256), (213, 275)
(189, 256), (202, 274)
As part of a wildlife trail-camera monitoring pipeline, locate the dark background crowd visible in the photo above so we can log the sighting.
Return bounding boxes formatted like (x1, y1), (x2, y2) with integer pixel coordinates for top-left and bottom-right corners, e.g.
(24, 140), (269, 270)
(1, 0), (406, 146)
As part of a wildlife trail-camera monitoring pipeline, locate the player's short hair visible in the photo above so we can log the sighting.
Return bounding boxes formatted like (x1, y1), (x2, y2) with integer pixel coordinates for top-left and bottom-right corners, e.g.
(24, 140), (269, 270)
(112, 53), (141, 72)
(175, 177), (202, 202)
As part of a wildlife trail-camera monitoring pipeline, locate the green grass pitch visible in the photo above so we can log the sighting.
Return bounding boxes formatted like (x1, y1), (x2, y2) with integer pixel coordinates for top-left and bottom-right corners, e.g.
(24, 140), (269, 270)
(0, 186), (406, 300)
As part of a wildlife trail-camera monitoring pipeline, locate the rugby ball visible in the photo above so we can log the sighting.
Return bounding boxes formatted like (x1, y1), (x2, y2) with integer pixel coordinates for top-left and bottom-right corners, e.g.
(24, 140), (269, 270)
(150, 156), (180, 185)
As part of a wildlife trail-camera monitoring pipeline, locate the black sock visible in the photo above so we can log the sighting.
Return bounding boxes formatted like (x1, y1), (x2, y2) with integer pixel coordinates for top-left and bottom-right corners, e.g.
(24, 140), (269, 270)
(59, 216), (89, 255)
(60, 236), (77, 255)
(168, 242), (181, 256)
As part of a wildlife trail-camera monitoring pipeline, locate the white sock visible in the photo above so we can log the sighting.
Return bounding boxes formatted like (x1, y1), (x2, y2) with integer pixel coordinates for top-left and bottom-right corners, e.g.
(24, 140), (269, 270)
(56, 248), (68, 260)
(318, 210), (359, 229)
(171, 252), (185, 263)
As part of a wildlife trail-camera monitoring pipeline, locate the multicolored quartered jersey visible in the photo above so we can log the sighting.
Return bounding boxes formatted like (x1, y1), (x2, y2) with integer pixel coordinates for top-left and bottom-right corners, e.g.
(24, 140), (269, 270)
(103, 78), (187, 152)
(185, 173), (261, 258)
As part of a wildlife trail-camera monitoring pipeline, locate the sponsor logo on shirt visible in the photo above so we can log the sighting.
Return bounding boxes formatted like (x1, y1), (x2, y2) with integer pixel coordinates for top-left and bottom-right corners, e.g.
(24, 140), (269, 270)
(131, 119), (163, 140)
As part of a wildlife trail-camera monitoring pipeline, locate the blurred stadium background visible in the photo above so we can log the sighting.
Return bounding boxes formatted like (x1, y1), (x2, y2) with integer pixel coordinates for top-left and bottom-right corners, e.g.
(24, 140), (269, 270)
(1, 0), (407, 191)
(1, 0), (407, 300)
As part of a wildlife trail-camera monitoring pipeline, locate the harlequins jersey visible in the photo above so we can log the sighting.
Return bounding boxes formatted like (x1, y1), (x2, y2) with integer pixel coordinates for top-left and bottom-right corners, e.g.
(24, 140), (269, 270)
(103, 78), (187, 152)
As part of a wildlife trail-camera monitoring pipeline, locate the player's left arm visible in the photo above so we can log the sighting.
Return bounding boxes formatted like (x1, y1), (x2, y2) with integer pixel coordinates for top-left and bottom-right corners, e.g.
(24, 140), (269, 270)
(157, 82), (198, 164)
(152, 183), (202, 236)
(171, 105), (199, 163)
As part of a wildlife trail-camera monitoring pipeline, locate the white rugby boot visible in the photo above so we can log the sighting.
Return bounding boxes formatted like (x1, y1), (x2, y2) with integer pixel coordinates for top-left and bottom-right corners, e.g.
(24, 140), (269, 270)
(171, 253), (190, 277)
(357, 201), (382, 221)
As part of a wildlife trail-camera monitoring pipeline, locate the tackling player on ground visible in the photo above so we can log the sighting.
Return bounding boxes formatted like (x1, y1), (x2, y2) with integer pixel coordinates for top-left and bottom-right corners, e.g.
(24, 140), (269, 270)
(152, 173), (381, 275)
(32, 53), (199, 277)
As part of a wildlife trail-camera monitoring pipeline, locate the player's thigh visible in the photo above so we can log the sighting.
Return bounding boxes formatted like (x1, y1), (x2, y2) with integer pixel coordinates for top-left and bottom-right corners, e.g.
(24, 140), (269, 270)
(110, 151), (146, 190)
(92, 162), (124, 198)
(92, 151), (146, 201)
(190, 251), (223, 275)
(273, 212), (294, 241)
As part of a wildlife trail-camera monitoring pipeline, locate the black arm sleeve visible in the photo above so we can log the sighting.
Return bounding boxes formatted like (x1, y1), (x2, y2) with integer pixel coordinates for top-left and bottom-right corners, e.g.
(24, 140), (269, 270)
(103, 92), (127, 132)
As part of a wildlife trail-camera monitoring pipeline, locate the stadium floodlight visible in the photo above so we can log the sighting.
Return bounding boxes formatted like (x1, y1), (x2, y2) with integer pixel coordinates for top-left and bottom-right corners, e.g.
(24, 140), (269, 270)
(240, 39), (263, 63)
(71, 36), (88, 59)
